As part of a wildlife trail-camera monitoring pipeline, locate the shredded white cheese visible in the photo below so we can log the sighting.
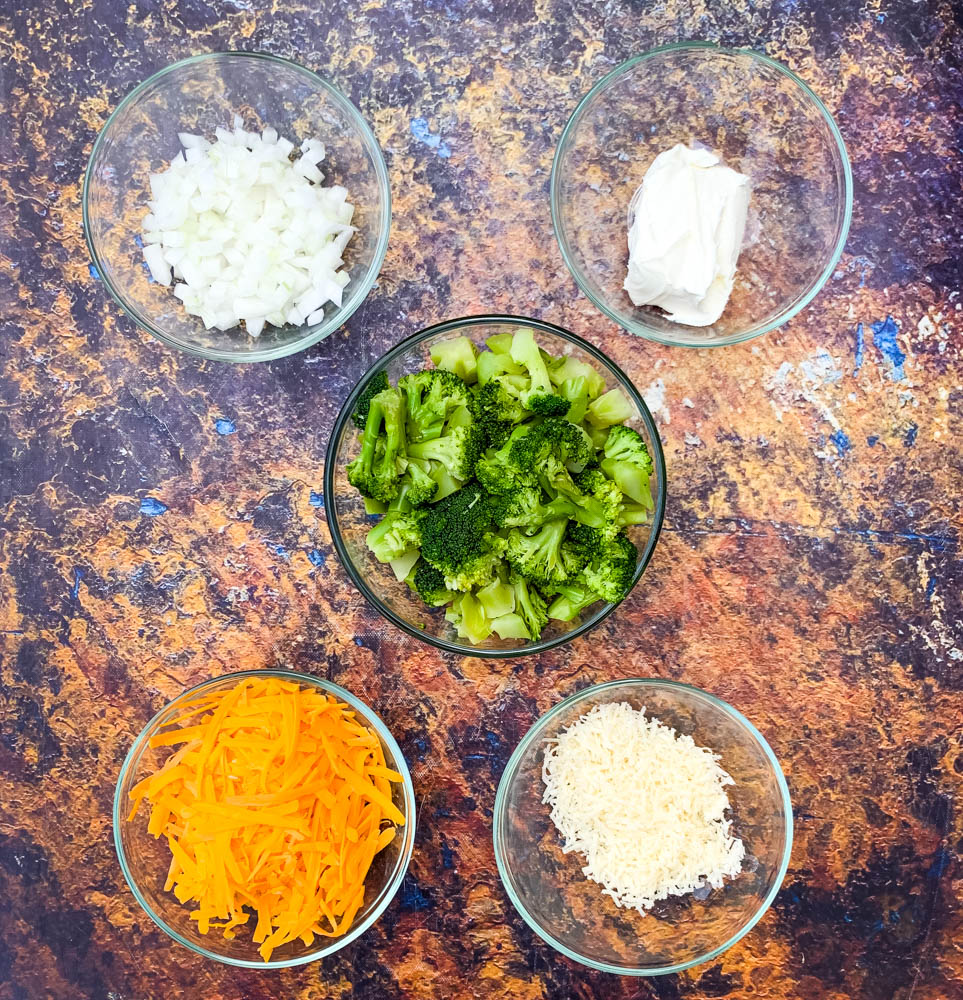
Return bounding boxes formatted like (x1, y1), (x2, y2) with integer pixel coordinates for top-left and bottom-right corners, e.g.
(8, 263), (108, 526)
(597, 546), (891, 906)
(541, 701), (744, 911)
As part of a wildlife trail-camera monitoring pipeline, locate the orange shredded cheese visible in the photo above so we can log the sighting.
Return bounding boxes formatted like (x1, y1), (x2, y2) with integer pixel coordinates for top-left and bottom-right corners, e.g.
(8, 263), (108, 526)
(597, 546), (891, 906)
(128, 676), (405, 961)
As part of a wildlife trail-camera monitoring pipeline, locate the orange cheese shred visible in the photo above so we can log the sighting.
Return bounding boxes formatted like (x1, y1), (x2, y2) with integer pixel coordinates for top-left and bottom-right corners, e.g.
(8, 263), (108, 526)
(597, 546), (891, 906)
(129, 676), (405, 961)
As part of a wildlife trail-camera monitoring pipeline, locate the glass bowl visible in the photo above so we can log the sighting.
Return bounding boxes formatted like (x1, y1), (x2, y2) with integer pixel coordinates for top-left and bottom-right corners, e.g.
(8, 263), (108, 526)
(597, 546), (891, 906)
(83, 52), (391, 362)
(113, 670), (416, 968)
(494, 679), (793, 975)
(324, 315), (666, 659)
(551, 43), (853, 347)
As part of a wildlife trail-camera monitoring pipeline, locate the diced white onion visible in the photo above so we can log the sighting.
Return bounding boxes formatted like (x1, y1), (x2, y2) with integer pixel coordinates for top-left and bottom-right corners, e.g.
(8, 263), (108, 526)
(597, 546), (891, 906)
(139, 120), (356, 336)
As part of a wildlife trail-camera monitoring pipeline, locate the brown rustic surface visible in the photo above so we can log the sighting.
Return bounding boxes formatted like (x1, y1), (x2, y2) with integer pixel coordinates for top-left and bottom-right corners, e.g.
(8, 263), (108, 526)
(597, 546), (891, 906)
(1, 1), (962, 998)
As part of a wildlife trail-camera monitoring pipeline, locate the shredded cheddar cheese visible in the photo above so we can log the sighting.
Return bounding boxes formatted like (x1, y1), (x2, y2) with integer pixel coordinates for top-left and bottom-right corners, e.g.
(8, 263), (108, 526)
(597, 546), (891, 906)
(128, 675), (405, 961)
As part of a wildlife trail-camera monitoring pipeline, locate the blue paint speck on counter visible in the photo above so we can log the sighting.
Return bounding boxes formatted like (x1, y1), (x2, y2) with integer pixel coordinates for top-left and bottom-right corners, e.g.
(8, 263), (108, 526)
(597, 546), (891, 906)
(400, 877), (432, 911)
(309, 491), (324, 508)
(88, 263), (100, 280)
(70, 567), (85, 600)
(139, 497), (168, 516)
(410, 117), (452, 158)
(441, 843), (455, 869)
(928, 849), (951, 879)
(925, 576), (937, 601)
(831, 429), (851, 456)
(307, 549), (324, 567)
(214, 418), (236, 435)
(854, 323), (865, 374)
(871, 316), (906, 380)
(904, 423), (918, 447)
(867, 435), (879, 447)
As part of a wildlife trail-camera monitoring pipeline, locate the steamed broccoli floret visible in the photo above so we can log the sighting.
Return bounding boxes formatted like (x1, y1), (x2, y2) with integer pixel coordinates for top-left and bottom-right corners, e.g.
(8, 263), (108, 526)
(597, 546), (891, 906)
(510, 417), (593, 474)
(505, 518), (584, 588)
(399, 370), (474, 443)
(526, 394), (571, 417)
(600, 425), (654, 508)
(407, 561), (453, 607)
(365, 509), (424, 563)
(509, 328), (570, 414)
(474, 379), (528, 448)
(581, 531), (638, 603)
(346, 387), (407, 502)
(511, 573), (548, 641)
(352, 369), (390, 429)
(474, 424), (534, 495)
(546, 579), (603, 621)
(442, 535), (506, 591)
(530, 458), (618, 535)
(419, 484), (500, 585)
(407, 423), (483, 482)
(389, 462), (438, 510)
(495, 487), (579, 531)
(571, 467), (623, 537)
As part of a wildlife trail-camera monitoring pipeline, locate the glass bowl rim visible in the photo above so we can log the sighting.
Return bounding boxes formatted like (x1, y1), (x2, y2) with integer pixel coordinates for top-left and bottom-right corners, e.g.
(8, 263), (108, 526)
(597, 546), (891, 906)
(112, 668), (417, 968)
(492, 677), (794, 976)
(82, 50), (392, 364)
(550, 41), (854, 349)
(323, 313), (668, 659)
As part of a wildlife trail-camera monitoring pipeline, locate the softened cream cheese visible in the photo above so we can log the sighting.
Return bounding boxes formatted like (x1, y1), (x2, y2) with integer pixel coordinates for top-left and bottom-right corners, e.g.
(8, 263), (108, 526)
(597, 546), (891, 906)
(624, 144), (750, 327)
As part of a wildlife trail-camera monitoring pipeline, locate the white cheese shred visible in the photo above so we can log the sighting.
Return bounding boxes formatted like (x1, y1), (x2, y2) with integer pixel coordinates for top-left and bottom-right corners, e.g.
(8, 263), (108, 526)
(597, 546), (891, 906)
(541, 701), (745, 912)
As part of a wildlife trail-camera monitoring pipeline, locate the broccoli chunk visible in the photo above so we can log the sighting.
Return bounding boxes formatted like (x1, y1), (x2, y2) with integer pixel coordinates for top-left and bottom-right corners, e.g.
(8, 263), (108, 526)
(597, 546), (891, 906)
(509, 327), (570, 414)
(474, 379), (528, 448)
(526, 393), (571, 417)
(407, 423), (483, 483)
(617, 501), (650, 526)
(477, 350), (523, 385)
(510, 417), (593, 474)
(495, 487), (579, 531)
(570, 467), (624, 537)
(504, 518), (584, 588)
(445, 591), (492, 643)
(600, 425), (654, 508)
(441, 533), (505, 591)
(532, 457), (620, 534)
(587, 388), (634, 428)
(431, 336), (478, 383)
(547, 355), (606, 398)
(346, 387), (407, 502)
(351, 369), (390, 429)
(389, 462), (438, 510)
(546, 579), (603, 621)
(399, 369), (474, 443)
(559, 375), (590, 423)
(419, 484), (500, 587)
(407, 561), (453, 607)
(365, 509), (424, 563)
(581, 531), (638, 603)
(474, 424), (534, 495)
(511, 574), (548, 641)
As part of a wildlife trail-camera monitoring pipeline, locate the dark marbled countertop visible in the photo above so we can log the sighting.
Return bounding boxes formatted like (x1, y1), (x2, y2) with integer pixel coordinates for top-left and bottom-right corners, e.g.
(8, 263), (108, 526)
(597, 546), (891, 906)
(1, 1), (962, 998)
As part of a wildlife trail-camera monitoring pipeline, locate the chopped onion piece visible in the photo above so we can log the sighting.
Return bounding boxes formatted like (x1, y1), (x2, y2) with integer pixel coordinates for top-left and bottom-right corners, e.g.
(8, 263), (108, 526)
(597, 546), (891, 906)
(139, 120), (356, 337)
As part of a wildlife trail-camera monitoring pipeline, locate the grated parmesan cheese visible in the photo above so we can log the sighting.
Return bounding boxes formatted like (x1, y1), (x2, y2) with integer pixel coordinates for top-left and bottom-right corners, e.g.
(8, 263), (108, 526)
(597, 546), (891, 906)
(541, 701), (745, 911)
